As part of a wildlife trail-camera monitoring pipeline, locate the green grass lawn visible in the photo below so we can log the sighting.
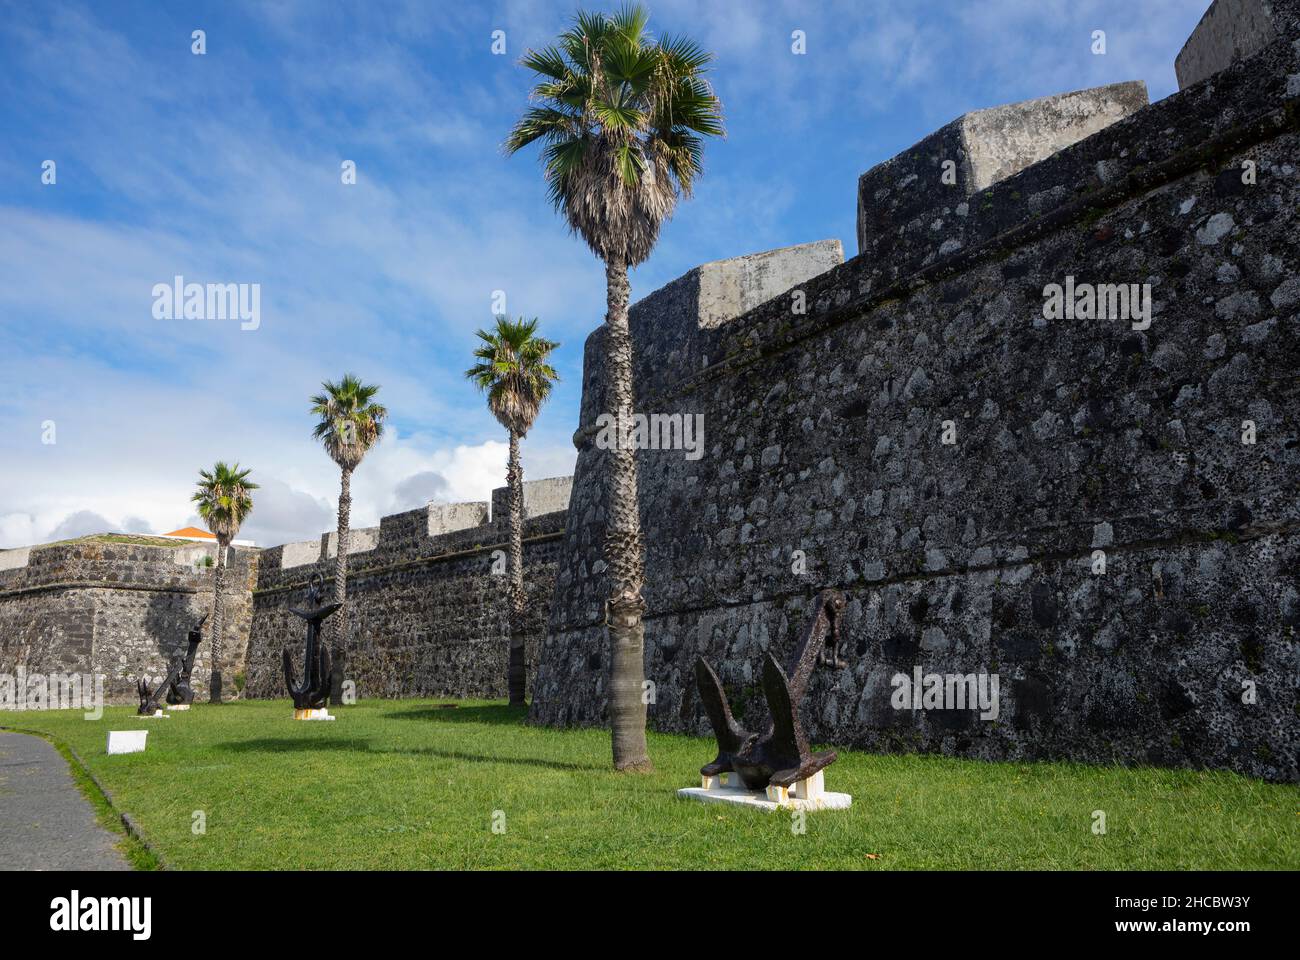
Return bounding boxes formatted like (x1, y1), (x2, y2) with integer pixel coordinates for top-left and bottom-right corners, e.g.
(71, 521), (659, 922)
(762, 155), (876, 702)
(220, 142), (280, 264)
(2, 699), (1296, 870)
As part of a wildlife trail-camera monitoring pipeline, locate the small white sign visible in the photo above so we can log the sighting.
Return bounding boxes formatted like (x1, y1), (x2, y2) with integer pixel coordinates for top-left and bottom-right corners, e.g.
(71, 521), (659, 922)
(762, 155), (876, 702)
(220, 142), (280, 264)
(106, 730), (148, 754)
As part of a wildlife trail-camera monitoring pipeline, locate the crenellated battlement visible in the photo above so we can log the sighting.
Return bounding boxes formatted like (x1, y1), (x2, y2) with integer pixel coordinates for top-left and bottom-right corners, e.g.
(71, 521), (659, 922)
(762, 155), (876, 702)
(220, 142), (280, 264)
(615, 25), (1300, 417)
(241, 476), (573, 701)
(253, 476), (573, 579)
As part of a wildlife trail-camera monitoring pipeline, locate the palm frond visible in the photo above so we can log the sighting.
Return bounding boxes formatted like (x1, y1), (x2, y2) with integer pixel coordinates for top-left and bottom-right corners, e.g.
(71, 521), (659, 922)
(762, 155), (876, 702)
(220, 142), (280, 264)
(463, 315), (561, 437)
(506, 3), (724, 265)
(519, 44), (571, 81)
(657, 33), (713, 73)
(191, 461), (258, 542)
(310, 374), (388, 470)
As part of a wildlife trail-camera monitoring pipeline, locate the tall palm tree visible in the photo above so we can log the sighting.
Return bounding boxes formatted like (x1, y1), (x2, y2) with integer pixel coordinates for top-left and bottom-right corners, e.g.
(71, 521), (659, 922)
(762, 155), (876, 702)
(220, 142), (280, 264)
(465, 316), (560, 707)
(191, 462), (258, 704)
(506, 5), (723, 770)
(310, 374), (388, 706)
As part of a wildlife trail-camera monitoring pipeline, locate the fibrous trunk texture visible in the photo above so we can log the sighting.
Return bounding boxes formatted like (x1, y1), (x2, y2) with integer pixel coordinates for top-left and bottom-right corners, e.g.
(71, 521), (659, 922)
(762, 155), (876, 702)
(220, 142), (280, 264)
(208, 543), (227, 703)
(507, 430), (526, 706)
(330, 466), (352, 706)
(603, 257), (651, 771)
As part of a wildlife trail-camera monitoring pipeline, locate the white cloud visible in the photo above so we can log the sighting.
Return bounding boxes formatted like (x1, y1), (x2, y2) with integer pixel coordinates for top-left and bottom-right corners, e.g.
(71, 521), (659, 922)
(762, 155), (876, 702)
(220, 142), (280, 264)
(229, 476), (334, 548)
(0, 425), (575, 549)
(0, 513), (41, 549)
(388, 471), (453, 512)
(46, 510), (117, 541)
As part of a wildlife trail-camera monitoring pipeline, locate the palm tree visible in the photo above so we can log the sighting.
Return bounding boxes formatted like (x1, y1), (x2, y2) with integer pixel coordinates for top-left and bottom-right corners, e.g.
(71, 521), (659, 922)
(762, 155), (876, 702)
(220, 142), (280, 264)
(465, 316), (560, 707)
(191, 462), (258, 704)
(506, 5), (723, 770)
(310, 374), (388, 706)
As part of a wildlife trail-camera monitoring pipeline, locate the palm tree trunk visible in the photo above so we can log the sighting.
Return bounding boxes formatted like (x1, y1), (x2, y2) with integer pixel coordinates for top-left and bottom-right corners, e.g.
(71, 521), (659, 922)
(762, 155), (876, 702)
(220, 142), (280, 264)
(603, 256), (651, 772)
(208, 542), (227, 704)
(507, 429), (526, 706)
(329, 466), (352, 706)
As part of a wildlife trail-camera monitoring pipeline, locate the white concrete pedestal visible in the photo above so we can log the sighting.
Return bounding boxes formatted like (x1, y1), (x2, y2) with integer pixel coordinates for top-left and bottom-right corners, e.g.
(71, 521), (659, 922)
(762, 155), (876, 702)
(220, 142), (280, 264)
(677, 769), (851, 812)
(293, 708), (335, 721)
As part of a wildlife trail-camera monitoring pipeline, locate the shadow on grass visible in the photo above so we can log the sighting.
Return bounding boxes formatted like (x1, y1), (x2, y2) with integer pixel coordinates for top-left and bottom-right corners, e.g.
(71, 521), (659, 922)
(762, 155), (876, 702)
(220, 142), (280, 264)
(378, 704), (528, 726)
(223, 737), (364, 753)
(398, 745), (599, 772)
(218, 737), (600, 772)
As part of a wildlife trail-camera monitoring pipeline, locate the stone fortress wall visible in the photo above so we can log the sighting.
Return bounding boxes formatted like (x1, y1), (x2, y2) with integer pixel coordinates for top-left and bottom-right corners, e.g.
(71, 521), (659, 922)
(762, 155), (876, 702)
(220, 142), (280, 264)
(530, 2), (1300, 782)
(2, 0), (1296, 783)
(0, 472), (572, 707)
(0, 539), (256, 703)
(242, 477), (573, 702)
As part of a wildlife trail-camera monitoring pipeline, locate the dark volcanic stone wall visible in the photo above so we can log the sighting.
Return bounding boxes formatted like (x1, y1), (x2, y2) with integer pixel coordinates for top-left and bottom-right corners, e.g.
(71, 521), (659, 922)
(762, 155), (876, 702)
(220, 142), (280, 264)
(244, 508), (566, 701)
(0, 542), (256, 702)
(532, 34), (1300, 781)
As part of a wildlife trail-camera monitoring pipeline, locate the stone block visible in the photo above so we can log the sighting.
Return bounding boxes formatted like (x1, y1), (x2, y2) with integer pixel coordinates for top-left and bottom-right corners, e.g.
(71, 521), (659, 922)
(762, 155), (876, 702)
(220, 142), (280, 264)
(293, 707), (335, 721)
(491, 476), (574, 524)
(1176, 0), (1300, 89)
(691, 240), (845, 331)
(321, 526), (379, 559)
(792, 770), (825, 801)
(856, 81), (1149, 254)
(170, 543), (217, 567)
(0, 547), (31, 570)
(377, 506), (428, 548)
(427, 502), (489, 537)
(280, 540), (322, 569)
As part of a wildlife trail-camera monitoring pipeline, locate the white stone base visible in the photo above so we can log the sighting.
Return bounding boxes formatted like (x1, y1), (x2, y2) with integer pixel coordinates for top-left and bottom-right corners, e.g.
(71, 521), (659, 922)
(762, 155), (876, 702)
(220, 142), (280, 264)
(293, 708), (335, 721)
(169, 704), (191, 711)
(677, 770), (851, 812)
(106, 730), (148, 755)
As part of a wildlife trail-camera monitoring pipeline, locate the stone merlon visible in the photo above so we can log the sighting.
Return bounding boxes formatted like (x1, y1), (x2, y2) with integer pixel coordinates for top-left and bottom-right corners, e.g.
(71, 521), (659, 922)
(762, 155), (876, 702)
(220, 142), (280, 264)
(575, 239), (844, 447)
(1176, 0), (1300, 89)
(491, 475), (574, 524)
(856, 81), (1149, 256)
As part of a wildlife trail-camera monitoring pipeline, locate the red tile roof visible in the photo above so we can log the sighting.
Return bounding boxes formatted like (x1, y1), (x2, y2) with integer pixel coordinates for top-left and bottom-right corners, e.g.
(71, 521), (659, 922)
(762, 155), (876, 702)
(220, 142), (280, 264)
(164, 526), (215, 539)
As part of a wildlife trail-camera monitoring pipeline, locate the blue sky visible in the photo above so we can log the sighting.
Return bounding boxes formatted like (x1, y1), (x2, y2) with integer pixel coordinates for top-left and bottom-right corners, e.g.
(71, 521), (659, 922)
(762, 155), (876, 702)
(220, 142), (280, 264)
(0, 0), (1209, 548)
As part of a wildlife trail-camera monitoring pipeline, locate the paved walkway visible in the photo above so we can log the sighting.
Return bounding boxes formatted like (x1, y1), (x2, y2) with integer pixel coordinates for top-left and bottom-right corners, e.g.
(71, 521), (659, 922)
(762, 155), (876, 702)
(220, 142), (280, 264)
(0, 732), (129, 870)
